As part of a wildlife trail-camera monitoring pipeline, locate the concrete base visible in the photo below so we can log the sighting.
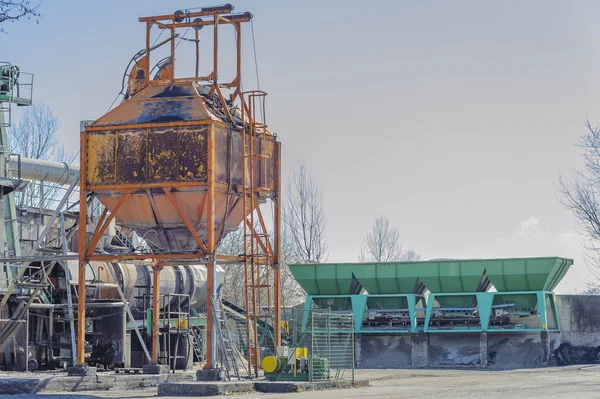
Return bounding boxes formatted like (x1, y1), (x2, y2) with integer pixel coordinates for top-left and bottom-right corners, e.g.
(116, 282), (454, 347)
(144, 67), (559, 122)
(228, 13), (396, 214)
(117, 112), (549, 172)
(196, 369), (223, 381)
(159, 381), (252, 396)
(158, 379), (370, 396)
(480, 332), (488, 367)
(67, 366), (97, 377)
(143, 364), (169, 375)
(411, 333), (429, 368)
(254, 379), (369, 393)
(0, 371), (197, 394)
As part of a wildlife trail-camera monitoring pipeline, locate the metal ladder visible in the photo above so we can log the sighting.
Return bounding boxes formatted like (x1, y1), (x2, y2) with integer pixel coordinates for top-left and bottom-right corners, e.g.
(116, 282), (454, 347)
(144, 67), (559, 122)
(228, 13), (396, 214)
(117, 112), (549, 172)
(114, 227), (136, 250)
(213, 298), (240, 380)
(189, 327), (205, 362)
(240, 90), (275, 377)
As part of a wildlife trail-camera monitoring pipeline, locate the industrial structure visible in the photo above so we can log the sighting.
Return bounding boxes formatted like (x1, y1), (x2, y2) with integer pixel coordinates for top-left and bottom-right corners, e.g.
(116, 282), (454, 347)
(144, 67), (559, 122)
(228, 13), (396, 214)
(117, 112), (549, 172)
(291, 257), (571, 334)
(2, 4), (599, 388)
(0, 4), (282, 377)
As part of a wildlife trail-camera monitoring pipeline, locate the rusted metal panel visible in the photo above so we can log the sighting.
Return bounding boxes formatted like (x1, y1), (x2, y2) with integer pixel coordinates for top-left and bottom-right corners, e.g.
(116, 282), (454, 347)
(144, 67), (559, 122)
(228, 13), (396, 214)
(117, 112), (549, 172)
(87, 132), (116, 184)
(148, 127), (178, 181)
(178, 126), (208, 181)
(116, 130), (147, 183)
(87, 125), (209, 186)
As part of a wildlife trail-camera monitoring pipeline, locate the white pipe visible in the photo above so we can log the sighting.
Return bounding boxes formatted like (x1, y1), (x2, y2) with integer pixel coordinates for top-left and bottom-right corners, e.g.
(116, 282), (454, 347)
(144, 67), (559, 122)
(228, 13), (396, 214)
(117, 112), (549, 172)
(10, 155), (80, 185)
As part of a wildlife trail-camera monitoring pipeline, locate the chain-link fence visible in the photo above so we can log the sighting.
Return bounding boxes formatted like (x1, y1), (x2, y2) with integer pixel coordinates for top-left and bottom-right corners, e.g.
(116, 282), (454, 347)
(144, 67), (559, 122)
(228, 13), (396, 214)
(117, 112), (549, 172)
(291, 308), (355, 382)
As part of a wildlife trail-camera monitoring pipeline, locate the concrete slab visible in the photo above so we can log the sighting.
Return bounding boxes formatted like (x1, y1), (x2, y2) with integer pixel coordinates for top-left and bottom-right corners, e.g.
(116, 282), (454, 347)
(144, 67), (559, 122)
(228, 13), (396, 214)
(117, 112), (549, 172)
(254, 379), (369, 393)
(158, 381), (254, 396)
(157, 379), (370, 396)
(67, 366), (97, 376)
(143, 364), (169, 375)
(0, 371), (197, 394)
(195, 369), (222, 381)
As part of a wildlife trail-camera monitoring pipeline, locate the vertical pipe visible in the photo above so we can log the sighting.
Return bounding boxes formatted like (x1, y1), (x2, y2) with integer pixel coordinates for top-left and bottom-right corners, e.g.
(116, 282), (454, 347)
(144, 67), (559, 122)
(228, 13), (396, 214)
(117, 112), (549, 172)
(152, 266), (161, 365)
(48, 307), (54, 362)
(76, 130), (88, 367)
(170, 26), (176, 82)
(146, 22), (151, 84)
(206, 125), (216, 368)
(273, 141), (282, 347)
(236, 23), (241, 88)
(195, 29), (200, 77)
(213, 15), (218, 82)
(25, 309), (29, 372)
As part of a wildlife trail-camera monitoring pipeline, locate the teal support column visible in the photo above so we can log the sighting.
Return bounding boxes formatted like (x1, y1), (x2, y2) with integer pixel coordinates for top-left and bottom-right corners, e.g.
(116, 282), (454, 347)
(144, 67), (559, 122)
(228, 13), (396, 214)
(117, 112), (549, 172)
(549, 293), (560, 330)
(475, 292), (494, 331)
(536, 292), (548, 330)
(423, 294), (435, 333)
(301, 296), (313, 331)
(350, 295), (368, 333)
(407, 294), (417, 333)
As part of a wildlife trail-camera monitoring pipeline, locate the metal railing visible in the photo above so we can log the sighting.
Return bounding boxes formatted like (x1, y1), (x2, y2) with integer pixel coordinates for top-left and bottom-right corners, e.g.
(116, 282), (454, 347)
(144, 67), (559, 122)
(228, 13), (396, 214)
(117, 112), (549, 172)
(290, 308), (355, 382)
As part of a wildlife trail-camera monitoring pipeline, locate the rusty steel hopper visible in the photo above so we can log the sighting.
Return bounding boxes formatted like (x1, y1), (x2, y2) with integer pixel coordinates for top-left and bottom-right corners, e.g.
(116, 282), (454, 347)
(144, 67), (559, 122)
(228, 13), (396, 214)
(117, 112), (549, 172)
(84, 83), (277, 254)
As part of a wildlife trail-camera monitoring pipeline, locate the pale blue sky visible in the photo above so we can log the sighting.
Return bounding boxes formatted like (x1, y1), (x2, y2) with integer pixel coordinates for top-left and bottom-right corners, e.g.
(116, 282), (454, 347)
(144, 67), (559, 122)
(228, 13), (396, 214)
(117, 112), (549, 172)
(3, 1), (600, 292)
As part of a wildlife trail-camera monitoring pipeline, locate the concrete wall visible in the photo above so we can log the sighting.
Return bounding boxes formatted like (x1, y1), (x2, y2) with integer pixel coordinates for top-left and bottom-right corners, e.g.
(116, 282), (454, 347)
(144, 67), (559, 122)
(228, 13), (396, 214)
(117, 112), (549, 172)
(556, 295), (600, 347)
(355, 294), (600, 369)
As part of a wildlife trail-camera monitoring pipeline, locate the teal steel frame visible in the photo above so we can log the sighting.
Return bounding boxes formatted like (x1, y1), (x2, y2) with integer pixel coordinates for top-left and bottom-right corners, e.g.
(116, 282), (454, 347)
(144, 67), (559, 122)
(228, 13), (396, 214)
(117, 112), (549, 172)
(303, 294), (423, 333)
(303, 291), (560, 334)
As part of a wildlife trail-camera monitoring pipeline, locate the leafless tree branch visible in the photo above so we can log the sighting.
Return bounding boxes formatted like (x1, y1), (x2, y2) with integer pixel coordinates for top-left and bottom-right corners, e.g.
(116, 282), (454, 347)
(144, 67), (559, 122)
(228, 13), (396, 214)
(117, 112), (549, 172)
(0, 1), (42, 33)
(358, 215), (421, 262)
(8, 103), (67, 208)
(283, 162), (328, 263)
(558, 120), (600, 289)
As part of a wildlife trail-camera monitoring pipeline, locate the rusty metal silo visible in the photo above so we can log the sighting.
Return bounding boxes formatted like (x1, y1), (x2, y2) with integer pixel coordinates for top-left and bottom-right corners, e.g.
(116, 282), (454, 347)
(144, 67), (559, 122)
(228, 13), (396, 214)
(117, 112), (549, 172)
(76, 5), (281, 376)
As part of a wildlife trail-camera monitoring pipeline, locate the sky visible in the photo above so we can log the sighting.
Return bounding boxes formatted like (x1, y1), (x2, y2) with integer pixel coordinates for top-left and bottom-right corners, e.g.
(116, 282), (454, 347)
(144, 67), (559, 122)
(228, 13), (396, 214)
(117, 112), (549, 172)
(2, 0), (600, 292)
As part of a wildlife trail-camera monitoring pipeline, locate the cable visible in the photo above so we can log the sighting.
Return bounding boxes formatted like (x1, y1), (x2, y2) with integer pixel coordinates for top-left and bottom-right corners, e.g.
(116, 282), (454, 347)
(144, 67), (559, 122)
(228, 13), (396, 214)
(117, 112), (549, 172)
(175, 26), (191, 50)
(250, 19), (261, 91)
(250, 19), (264, 118)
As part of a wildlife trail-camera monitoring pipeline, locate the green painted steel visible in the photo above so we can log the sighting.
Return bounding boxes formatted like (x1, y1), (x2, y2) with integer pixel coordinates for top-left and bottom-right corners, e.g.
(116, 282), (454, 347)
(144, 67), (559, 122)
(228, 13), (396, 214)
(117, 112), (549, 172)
(289, 258), (572, 306)
(484, 257), (572, 291)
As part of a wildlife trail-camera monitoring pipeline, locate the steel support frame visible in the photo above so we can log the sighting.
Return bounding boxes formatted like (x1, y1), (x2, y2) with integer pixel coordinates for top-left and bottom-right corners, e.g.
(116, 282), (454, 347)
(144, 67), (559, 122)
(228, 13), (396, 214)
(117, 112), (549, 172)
(77, 133), (218, 367)
(302, 291), (560, 335)
(423, 291), (558, 333)
(303, 294), (422, 334)
(77, 7), (282, 374)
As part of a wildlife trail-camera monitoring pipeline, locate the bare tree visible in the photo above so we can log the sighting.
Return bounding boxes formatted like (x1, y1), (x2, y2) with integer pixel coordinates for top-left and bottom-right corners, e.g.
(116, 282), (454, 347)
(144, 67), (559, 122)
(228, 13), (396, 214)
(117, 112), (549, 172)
(216, 227), (246, 306)
(279, 225), (305, 310)
(0, 1), (41, 32)
(284, 163), (328, 262)
(217, 220), (306, 310)
(359, 215), (421, 262)
(558, 121), (600, 278)
(8, 103), (67, 208)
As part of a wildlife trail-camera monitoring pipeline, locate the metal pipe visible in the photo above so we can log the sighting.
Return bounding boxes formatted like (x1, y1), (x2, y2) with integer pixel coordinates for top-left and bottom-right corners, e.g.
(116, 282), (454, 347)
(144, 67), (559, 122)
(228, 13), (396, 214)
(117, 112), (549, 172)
(76, 130), (88, 367)
(10, 156), (80, 185)
(206, 125), (215, 369)
(29, 302), (126, 309)
(151, 266), (160, 365)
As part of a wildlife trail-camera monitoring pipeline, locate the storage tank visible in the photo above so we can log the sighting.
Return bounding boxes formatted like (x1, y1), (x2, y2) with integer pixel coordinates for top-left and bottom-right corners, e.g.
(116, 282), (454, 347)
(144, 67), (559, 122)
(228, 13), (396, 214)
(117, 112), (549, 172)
(61, 260), (223, 310)
(83, 83), (277, 254)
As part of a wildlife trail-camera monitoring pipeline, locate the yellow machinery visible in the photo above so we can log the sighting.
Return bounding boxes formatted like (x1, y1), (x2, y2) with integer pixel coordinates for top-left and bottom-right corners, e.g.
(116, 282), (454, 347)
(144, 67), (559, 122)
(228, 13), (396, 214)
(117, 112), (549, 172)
(262, 347), (329, 381)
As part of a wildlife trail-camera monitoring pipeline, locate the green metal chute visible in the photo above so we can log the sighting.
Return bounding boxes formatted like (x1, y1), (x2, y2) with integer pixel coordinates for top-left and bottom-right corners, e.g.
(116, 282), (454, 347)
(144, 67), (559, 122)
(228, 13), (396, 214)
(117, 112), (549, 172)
(290, 257), (573, 311)
(417, 260), (488, 307)
(351, 262), (421, 309)
(484, 257), (573, 308)
(289, 263), (357, 310)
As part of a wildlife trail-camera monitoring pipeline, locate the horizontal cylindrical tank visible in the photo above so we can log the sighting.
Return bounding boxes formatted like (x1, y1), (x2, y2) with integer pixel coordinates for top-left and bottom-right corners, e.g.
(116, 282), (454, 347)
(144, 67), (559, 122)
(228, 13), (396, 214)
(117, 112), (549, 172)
(61, 260), (223, 311)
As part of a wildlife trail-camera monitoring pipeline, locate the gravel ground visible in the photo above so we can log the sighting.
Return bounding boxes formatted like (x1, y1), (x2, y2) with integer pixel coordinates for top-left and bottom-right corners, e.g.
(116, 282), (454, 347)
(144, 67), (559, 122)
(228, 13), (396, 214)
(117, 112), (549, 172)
(1, 366), (600, 399)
